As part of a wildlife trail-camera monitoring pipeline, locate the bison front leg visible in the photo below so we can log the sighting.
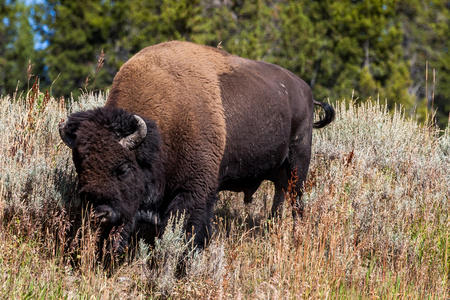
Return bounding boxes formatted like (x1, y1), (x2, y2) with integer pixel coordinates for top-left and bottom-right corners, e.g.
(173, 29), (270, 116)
(97, 219), (136, 265)
(111, 220), (136, 256)
(162, 190), (216, 249)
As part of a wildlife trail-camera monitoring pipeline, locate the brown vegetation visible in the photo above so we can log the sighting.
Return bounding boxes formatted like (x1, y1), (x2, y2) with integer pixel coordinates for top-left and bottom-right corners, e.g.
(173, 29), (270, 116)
(1, 91), (449, 298)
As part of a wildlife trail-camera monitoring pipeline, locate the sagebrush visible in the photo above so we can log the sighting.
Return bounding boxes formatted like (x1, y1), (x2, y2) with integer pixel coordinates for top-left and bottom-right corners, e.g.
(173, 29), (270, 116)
(1, 91), (449, 299)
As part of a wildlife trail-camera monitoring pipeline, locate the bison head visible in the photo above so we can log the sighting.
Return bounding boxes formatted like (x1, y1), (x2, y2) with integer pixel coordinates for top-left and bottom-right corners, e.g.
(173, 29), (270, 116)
(59, 108), (163, 253)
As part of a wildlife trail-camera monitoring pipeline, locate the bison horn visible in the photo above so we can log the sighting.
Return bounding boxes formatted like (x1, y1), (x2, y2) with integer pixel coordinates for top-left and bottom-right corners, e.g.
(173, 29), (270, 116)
(59, 121), (76, 149)
(119, 115), (147, 149)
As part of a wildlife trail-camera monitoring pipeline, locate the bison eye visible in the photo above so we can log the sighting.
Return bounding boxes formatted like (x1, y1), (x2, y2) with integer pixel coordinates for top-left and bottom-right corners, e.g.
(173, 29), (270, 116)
(115, 162), (132, 179)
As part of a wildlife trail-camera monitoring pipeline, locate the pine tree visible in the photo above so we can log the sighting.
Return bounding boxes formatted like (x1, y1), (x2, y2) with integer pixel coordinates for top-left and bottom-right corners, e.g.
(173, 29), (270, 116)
(35, 0), (203, 98)
(190, 0), (239, 47)
(0, 1), (40, 96)
(274, 0), (415, 111)
(18, 0), (449, 128)
(35, 0), (111, 97)
(396, 0), (450, 126)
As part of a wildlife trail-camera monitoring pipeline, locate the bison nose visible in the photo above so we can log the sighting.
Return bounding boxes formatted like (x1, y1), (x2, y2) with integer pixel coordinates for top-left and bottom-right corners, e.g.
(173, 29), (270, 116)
(94, 205), (119, 225)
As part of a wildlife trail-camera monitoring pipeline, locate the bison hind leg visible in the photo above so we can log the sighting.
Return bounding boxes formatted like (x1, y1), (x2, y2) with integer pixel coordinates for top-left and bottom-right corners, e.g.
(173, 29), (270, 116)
(286, 132), (313, 220)
(270, 133), (312, 221)
(270, 163), (289, 218)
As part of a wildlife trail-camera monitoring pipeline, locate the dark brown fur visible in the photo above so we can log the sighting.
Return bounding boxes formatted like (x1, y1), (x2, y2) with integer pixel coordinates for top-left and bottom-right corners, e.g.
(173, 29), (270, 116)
(60, 41), (334, 253)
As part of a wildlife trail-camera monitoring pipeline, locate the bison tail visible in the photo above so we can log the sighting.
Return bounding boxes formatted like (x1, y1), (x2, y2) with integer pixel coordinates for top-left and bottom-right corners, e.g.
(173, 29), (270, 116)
(313, 100), (335, 129)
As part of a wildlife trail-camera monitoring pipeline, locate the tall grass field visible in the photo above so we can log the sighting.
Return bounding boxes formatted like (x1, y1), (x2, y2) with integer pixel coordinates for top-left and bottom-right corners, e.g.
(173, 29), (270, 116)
(1, 90), (449, 299)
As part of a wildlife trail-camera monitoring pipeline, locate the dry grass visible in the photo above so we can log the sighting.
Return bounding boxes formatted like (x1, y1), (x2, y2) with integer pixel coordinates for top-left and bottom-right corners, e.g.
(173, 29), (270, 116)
(1, 90), (449, 299)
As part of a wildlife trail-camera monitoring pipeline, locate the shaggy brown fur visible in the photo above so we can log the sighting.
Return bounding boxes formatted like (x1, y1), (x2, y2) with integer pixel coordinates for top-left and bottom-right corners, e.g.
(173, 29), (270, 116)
(60, 41), (334, 253)
(106, 41), (232, 247)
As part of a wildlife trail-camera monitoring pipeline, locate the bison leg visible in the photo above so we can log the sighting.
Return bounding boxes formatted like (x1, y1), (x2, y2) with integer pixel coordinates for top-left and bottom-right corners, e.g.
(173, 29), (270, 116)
(163, 190), (215, 249)
(243, 189), (254, 204)
(97, 219), (136, 261)
(270, 166), (289, 217)
(287, 132), (313, 220)
(112, 220), (135, 256)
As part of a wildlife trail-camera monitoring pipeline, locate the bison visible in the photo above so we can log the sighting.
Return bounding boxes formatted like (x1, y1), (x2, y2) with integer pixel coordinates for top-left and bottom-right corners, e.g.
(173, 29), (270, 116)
(59, 41), (334, 254)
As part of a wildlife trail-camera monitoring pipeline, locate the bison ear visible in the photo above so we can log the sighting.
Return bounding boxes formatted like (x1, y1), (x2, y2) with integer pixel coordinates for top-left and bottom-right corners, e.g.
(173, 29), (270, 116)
(119, 115), (147, 150)
(59, 121), (76, 149)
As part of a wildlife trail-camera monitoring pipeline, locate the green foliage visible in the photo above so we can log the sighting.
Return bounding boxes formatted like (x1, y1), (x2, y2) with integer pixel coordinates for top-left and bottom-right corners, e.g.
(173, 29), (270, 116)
(274, 0), (416, 111)
(396, 0), (450, 127)
(190, 1), (238, 46)
(35, 0), (111, 97)
(0, 0), (42, 95)
(2, 0), (450, 126)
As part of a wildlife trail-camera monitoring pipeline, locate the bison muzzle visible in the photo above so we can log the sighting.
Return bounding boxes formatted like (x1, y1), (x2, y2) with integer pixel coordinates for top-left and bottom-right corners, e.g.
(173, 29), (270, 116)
(59, 41), (334, 255)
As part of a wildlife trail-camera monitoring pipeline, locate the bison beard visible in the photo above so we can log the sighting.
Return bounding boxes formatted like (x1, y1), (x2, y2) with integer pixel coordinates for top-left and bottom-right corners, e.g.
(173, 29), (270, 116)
(59, 41), (335, 257)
